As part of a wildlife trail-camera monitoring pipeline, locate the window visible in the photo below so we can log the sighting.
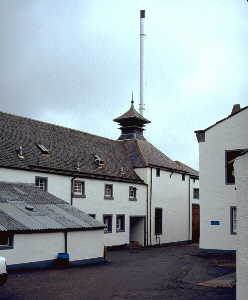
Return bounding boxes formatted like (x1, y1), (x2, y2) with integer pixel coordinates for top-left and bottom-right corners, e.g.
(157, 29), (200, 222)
(37, 144), (49, 154)
(116, 215), (125, 232)
(226, 150), (244, 184)
(193, 188), (199, 199)
(35, 176), (48, 191)
(155, 208), (163, 235)
(182, 174), (185, 181)
(156, 168), (160, 177)
(88, 214), (96, 219)
(129, 186), (137, 200)
(0, 232), (13, 249)
(104, 184), (113, 199)
(103, 215), (112, 233)
(230, 206), (237, 234)
(73, 181), (85, 198)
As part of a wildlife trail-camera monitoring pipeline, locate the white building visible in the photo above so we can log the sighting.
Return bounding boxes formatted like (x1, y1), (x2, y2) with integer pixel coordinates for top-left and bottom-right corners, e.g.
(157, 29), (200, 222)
(195, 104), (248, 252)
(0, 102), (198, 249)
(234, 151), (248, 300)
(0, 182), (105, 270)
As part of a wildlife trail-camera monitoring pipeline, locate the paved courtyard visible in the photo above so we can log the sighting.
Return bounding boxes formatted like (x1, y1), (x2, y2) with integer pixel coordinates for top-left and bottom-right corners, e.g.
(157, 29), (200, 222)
(0, 244), (235, 300)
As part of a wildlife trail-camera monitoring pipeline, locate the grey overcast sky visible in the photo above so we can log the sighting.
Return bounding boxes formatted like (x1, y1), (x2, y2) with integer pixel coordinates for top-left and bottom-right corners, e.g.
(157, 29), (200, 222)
(0, 0), (247, 169)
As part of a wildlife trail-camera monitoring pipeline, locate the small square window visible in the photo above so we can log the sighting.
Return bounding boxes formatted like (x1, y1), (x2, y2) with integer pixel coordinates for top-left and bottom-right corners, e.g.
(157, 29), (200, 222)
(116, 215), (125, 232)
(156, 168), (160, 177)
(103, 215), (112, 233)
(73, 181), (85, 198)
(193, 188), (199, 199)
(88, 214), (96, 219)
(230, 206), (237, 234)
(182, 174), (185, 181)
(104, 184), (113, 199)
(35, 176), (48, 191)
(0, 232), (14, 249)
(129, 186), (137, 200)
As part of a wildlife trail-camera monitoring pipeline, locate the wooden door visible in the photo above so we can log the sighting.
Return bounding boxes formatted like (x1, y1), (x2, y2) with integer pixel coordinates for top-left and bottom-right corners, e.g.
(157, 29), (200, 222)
(192, 204), (200, 243)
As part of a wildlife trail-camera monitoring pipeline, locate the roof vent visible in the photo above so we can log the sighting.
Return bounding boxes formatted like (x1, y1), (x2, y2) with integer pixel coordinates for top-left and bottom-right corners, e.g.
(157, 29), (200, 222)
(25, 205), (34, 211)
(37, 144), (49, 154)
(17, 146), (24, 159)
(120, 167), (126, 175)
(75, 161), (80, 171)
(94, 154), (105, 168)
(231, 104), (241, 115)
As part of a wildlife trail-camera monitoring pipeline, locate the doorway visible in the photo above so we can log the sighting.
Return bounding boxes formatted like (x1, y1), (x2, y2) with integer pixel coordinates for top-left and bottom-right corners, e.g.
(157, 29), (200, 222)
(192, 204), (200, 243)
(129, 216), (145, 247)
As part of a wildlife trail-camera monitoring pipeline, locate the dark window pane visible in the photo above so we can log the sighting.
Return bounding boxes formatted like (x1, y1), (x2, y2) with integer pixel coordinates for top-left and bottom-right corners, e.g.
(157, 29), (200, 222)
(155, 208), (163, 235)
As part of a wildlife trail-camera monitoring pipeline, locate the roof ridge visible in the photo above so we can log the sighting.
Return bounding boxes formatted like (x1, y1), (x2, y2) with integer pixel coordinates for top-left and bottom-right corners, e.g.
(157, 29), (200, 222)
(175, 160), (198, 173)
(0, 111), (117, 143)
(195, 105), (248, 133)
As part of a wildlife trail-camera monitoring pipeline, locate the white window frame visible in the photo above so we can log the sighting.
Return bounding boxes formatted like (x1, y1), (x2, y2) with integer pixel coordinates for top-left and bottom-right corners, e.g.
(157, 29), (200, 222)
(104, 184), (113, 199)
(116, 215), (125, 232)
(103, 215), (112, 233)
(230, 206), (237, 235)
(129, 186), (137, 200)
(35, 176), (48, 191)
(0, 232), (14, 249)
(73, 181), (85, 197)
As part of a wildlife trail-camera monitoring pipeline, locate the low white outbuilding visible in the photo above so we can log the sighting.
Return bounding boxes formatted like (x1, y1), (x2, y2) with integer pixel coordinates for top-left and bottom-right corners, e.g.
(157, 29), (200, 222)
(0, 182), (105, 270)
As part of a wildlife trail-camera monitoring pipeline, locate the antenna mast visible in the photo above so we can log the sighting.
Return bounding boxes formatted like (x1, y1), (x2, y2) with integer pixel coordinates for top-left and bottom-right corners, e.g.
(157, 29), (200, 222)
(139, 10), (145, 116)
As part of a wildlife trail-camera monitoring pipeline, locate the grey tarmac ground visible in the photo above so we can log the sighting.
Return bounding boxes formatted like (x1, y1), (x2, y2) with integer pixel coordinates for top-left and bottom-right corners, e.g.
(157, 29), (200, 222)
(0, 244), (235, 300)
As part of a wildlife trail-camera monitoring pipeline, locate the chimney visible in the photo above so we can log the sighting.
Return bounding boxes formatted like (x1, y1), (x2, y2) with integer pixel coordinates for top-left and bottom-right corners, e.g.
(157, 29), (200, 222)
(231, 104), (241, 115)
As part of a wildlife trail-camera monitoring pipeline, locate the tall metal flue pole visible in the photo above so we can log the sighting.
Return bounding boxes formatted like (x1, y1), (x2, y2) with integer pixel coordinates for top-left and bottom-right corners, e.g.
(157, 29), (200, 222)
(139, 10), (145, 116)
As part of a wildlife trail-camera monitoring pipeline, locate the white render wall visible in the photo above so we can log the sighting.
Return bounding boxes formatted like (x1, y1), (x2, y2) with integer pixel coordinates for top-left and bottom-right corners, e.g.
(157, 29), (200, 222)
(68, 230), (104, 261)
(1, 232), (64, 265)
(199, 109), (248, 251)
(0, 167), (147, 247)
(234, 153), (248, 300)
(0, 168), (71, 202)
(72, 178), (147, 247)
(1, 230), (104, 266)
(135, 167), (194, 245)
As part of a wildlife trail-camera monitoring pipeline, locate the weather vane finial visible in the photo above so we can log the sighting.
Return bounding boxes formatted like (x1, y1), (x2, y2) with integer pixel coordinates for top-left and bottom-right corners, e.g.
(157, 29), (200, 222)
(131, 91), (134, 105)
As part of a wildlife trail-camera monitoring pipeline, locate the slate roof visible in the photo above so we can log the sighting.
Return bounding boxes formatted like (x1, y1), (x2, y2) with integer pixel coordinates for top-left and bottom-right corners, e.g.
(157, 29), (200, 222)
(0, 112), (143, 184)
(123, 139), (186, 173)
(0, 111), (197, 177)
(0, 182), (104, 232)
(174, 161), (199, 178)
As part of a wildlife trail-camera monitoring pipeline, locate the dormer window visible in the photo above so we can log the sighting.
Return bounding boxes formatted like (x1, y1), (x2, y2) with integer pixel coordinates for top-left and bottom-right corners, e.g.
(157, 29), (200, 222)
(94, 154), (105, 168)
(37, 144), (49, 154)
(17, 146), (24, 159)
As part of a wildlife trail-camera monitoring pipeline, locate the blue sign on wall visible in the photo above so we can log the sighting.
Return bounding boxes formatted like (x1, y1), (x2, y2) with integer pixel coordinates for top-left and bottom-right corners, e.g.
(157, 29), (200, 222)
(210, 221), (220, 225)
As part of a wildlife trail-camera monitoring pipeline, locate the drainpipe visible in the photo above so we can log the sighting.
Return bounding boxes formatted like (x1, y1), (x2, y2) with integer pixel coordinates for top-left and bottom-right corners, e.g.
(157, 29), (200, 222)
(146, 184), (149, 247)
(149, 167), (153, 246)
(71, 177), (76, 206)
(64, 231), (68, 253)
(188, 175), (191, 241)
